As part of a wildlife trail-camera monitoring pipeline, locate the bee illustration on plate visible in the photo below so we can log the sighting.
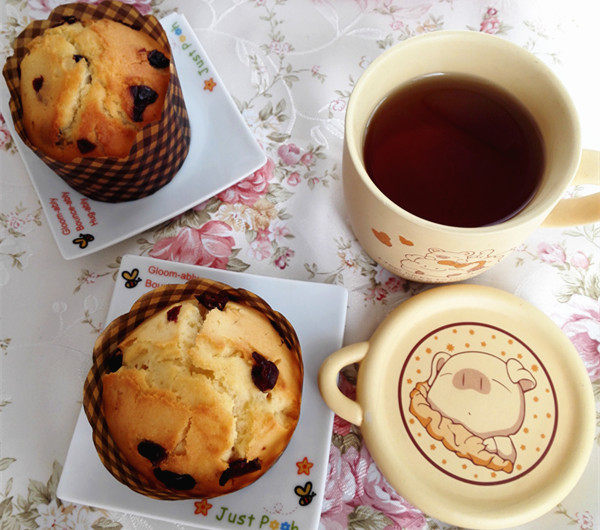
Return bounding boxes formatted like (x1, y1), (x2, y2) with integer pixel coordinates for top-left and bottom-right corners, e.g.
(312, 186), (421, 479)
(121, 268), (142, 289)
(72, 233), (94, 249)
(294, 481), (316, 506)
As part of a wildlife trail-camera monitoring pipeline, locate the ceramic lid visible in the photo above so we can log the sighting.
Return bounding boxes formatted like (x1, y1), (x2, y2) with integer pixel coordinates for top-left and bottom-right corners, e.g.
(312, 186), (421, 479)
(319, 284), (595, 529)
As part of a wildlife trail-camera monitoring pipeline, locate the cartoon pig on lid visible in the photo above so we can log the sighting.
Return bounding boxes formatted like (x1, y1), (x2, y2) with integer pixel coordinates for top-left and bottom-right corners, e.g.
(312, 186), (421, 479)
(426, 351), (536, 464)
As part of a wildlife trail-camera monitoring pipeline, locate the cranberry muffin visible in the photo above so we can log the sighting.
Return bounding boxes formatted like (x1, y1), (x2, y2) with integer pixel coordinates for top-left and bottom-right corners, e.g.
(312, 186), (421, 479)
(19, 18), (171, 162)
(101, 296), (303, 497)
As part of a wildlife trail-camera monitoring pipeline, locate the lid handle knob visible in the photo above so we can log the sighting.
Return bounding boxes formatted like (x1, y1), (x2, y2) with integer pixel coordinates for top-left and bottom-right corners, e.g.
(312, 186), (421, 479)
(318, 342), (369, 426)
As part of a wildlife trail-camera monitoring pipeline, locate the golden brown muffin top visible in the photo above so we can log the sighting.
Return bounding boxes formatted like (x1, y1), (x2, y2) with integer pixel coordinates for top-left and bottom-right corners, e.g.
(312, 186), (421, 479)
(19, 19), (171, 162)
(102, 298), (303, 497)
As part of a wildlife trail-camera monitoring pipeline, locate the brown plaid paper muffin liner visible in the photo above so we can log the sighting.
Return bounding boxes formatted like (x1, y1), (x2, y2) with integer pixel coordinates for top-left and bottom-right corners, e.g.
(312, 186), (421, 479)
(2, 1), (190, 203)
(83, 278), (302, 499)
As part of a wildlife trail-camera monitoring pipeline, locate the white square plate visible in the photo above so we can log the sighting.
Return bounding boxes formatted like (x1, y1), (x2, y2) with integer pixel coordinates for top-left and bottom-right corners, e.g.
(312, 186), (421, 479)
(0, 14), (266, 260)
(57, 255), (348, 530)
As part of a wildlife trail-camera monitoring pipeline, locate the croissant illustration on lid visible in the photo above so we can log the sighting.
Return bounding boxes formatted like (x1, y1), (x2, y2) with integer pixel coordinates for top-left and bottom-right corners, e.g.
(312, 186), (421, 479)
(411, 350), (536, 471)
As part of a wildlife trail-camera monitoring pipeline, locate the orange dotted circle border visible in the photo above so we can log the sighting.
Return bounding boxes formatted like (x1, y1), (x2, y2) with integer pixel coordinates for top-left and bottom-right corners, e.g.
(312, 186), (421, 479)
(397, 322), (559, 486)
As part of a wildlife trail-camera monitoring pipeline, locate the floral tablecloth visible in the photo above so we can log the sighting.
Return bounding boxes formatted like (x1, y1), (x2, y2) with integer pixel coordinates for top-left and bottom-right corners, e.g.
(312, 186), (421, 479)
(1, 0), (598, 529)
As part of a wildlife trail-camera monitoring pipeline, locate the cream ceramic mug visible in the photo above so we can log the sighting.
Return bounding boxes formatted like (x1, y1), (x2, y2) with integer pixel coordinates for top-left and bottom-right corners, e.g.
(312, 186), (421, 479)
(344, 31), (600, 283)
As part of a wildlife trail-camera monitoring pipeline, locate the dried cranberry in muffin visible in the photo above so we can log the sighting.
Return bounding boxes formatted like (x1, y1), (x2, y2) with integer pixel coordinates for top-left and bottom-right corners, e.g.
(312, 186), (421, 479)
(129, 85), (158, 122)
(147, 50), (170, 69)
(153, 468), (196, 490)
(251, 352), (279, 392)
(32, 76), (43, 92)
(166, 305), (181, 322)
(107, 351), (123, 373)
(137, 440), (167, 465)
(196, 291), (229, 311)
(76, 139), (95, 154)
(219, 458), (261, 486)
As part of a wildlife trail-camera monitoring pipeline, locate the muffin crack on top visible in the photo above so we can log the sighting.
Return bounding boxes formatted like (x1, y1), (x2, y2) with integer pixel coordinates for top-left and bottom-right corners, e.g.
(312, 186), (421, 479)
(59, 56), (91, 140)
(19, 19), (171, 161)
(101, 296), (303, 497)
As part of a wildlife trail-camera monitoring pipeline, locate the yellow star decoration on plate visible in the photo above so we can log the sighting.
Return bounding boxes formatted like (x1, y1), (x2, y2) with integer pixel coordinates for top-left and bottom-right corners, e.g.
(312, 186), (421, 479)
(194, 499), (212, 516)
(296, 456), (314, 475)
(204, 77), (216, 91)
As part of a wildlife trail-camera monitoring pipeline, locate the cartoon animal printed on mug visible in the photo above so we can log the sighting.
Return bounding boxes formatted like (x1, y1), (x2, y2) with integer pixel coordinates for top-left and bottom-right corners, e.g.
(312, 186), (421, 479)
(410, 351), (536, 472)
(400, 248), (504, 280)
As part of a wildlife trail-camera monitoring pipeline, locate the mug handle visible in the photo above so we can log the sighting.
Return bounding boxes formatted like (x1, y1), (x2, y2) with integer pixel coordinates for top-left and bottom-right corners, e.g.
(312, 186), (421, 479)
(318, 342), (369, 426)
(543, 149), (600, 227)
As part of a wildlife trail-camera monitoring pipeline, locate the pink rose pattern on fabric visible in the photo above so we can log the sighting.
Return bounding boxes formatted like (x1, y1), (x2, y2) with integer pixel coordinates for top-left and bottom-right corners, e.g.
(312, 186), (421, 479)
(365, 286), (387, 301)
(300, 152), (315, 167)
(361, 267), (409, 302)
(570, 251), (590, 270)
(322, 443), (427, 529)
(268, 220), (290, 242)
(329, 99), (346, 112)
(287, 172), (301, 186)
(278, 143), (302, 165)
(274, 141), (331, 188)
(26, 0), (71, 15)
(537, 242), (567, 264)
(150, 221), (235, 269)
(332, 413), (352, 438)
(269, 40), (292, 56)
(530, 241), (599, 383)
(218, 159), (274, 206)
(480, 7), (500, 34)
(562, 297), (600, 381)
(0, 114), (12, 151)
(143, 153), (295, 272)
(110, 0), (153, 14)
(6, 210), (33, 231)
(576, 511), (595, 530)
(249, 237), (272, 261)
(274, 248), (294, 269)
(321, 371), (427, 528)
